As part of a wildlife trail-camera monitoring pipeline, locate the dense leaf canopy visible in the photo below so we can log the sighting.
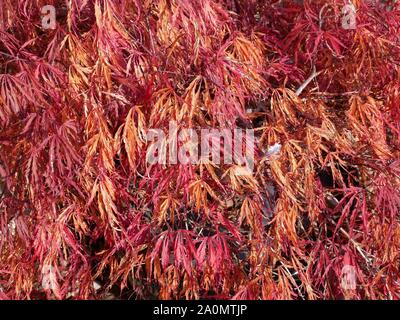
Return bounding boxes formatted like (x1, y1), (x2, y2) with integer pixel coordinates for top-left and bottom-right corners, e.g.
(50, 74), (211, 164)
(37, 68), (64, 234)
(0, 0), (399, 299)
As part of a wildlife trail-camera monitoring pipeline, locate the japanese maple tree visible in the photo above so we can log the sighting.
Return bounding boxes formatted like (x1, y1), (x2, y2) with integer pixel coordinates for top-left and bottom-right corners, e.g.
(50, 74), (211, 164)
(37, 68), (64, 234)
(0, 0), (399, 299)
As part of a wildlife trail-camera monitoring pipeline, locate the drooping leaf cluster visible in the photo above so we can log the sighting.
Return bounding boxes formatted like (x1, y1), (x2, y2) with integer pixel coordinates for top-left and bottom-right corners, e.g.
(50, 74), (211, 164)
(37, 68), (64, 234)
(0, 0), (399, 299)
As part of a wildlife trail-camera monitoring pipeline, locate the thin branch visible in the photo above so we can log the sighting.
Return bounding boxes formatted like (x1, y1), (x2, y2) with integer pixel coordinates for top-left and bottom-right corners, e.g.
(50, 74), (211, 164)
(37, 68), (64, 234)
(295, 66), (322, 96)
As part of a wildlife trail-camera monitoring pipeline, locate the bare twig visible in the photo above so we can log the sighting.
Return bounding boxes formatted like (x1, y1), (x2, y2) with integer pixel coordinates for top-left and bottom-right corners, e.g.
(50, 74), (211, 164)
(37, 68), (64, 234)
(296, 66), (322, 96)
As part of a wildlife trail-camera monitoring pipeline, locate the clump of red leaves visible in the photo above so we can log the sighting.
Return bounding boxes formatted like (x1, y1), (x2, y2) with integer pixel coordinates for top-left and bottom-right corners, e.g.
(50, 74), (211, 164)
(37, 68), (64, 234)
(0, 0), (400, 300)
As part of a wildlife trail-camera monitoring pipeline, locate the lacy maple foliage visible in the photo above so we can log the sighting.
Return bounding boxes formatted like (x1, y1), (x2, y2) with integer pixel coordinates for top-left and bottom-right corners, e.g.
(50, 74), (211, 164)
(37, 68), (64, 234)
(0, 0), (399, 300)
